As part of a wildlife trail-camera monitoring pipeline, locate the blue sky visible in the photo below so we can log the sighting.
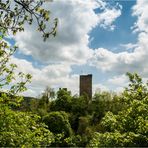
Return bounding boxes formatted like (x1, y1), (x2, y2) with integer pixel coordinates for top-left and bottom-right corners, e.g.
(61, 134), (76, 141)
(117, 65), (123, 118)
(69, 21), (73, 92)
(9, 0), (148, 96)
(90, 0), (137, 50)
(72, 0), (138, 86)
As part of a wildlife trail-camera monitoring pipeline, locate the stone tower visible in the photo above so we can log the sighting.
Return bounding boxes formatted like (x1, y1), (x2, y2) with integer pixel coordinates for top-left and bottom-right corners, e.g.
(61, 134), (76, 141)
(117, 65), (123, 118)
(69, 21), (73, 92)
(80, 74), (92, 99)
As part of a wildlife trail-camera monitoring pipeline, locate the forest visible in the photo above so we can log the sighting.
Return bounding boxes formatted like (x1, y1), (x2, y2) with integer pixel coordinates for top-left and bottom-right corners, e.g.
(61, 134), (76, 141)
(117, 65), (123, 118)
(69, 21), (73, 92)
(1, 72), (148, 147)
(0, 0), (148, 147)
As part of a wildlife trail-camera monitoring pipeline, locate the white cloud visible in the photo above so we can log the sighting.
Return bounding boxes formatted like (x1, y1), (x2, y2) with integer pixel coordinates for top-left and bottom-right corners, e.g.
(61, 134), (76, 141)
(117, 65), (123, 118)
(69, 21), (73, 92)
(91, 0), (148, 74)
(11, 0), (148, 97)
(132, 0), (148, 33)
(10, 0), (123, 96)
(14, 0), (97, 64)
(14, 0), (121, 65)
(10, 56), (79, 97)
(97, 5), (122, 31)
(89, 48), (118, 71)
(93, 83), (109, 94)
(108, 74), (128, 87)
(90, 0), (148, 90)
(91, 38), (148, 76)
(120, 43), (138, 51)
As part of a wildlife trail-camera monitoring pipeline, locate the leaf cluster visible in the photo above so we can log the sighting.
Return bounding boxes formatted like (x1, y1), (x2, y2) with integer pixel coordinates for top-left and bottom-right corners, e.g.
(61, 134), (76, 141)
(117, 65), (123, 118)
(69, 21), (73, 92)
(89, 73), (148, 147)
(0, 0), (58, 41)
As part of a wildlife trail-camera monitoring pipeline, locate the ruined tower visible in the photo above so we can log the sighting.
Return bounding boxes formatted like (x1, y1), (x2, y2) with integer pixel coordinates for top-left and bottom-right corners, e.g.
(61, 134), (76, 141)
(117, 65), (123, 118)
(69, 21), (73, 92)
(80, 74), (92, 99)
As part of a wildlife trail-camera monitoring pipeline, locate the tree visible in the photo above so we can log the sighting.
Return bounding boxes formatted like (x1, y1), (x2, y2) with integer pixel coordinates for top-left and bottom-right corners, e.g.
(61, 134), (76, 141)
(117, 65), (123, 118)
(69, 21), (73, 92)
(50, 88), (72, 112)
(42, 111), (75, 147)
(0, 0), (58, 102)
(90, 91), (112, 123)
(0, 0), (58, 41)
(69, 95), (90, 133)
(0, 104), (54, 147)
(89, 73), (148, 147)
(0, 0), (57, 147)
(71, 95), (89, 116)
(42, 86), (55, 101)
(42, 111), (73, 137)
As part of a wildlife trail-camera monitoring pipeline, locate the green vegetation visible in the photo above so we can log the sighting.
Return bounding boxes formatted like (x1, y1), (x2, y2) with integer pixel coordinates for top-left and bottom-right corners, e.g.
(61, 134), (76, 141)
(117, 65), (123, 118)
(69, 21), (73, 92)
(0, 104), (54, 147)
(19, 73), (148, 147)
(0, 0), (57, 147)
(0, 0), (147, 147)
(0, 67), (148, 147)
(89, 73), (148, 147)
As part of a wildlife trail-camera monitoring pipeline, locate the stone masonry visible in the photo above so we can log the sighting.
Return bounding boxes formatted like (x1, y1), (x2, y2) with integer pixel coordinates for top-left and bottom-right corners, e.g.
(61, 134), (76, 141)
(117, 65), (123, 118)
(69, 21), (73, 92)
(80, 74), (92, 99)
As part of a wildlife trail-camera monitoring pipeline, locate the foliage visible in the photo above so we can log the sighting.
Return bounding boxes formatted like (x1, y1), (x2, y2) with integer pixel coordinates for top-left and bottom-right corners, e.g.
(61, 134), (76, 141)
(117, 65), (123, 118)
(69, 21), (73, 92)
(50, 88), (72, 112)
(64, 135), (82, 147)
(109, 94), (125, 114)
(12, 73), (147, 147)
(89, 131), (147, 147)
(0, 0), (58, 41)
(0, 104), (54, 147)
(90, 91), (112, 123)
(0, 0), (58, 147)
(71, 95), (89, 116)
(0, 0), (58, 105)
(89, 73), (148, 147)
(77, 116), (91, 135)
(0, 35), (32, 106)
(13, 73), (147, 147)
(42, 111), (73, 137)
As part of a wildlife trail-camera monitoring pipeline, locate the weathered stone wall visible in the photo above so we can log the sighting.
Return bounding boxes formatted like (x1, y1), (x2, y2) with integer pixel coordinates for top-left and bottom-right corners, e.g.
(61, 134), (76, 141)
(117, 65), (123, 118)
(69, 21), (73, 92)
(80, 74), (92, 99)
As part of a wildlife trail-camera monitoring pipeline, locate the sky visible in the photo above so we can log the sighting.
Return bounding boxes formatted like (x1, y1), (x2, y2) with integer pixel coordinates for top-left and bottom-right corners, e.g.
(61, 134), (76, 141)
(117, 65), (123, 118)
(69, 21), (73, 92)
(8, 0), (148, 97)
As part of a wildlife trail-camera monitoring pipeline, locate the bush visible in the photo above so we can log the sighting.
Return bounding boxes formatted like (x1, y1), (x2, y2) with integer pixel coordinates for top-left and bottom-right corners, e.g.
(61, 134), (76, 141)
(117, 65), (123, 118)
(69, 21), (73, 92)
(42, 111), (73, 137)
(0, 104), (54, 147)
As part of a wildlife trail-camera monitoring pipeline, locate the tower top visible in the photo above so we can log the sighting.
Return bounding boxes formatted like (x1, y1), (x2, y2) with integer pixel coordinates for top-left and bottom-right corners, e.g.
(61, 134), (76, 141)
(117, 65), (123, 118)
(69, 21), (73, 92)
(80, 74), (92, 77)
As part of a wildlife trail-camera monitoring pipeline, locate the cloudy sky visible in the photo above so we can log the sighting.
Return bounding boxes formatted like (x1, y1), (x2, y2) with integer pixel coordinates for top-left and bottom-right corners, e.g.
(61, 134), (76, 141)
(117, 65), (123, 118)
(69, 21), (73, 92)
(9, 0), (148, 97)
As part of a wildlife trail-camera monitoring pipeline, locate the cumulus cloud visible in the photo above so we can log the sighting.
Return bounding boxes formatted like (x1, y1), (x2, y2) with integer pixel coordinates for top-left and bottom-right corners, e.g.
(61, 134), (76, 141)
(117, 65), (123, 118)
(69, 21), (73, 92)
(120, 43), (138, 51)
(14, 0), (96, 64)
(97, 4), (122, 31)
(89, 48), (118, 71)
(10, 0), (123, 96)
(108, 74), (128, 88)
(93, 83), (109, 95)
(10, 0), (148, 96)
(91, 40), (148, 77)
(132, 0), (148, 33)
(91, 0), (148, 79)
(88, 0), (148, 92)
(10, 56), (79, 97)
(14, 0), (121, 64)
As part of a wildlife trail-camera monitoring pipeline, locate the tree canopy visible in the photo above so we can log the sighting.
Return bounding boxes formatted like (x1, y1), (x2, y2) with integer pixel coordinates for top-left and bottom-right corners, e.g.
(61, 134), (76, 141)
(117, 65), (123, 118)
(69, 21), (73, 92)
(0, 0), (58, 40)
(89, 73), (148, 147)
(0, 0), (57, 147)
